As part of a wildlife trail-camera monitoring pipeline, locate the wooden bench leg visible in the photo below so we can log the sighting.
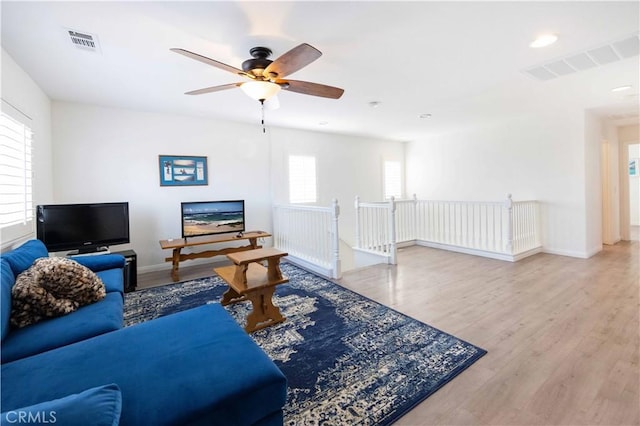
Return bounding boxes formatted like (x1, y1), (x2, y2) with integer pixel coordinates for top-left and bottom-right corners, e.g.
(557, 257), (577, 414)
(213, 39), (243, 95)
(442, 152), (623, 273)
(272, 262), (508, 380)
(221, 287), (246, 305)
(244, 287), (285, 333)
(171, 248), (181, 282)
(232, 264), (248, 286)
(266, 258), (283, 282)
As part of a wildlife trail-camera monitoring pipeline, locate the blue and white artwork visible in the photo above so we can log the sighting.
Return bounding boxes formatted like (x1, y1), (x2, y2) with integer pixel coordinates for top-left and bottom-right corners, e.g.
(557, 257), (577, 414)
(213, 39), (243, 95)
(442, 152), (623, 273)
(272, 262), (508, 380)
(159, 155), (208, 186)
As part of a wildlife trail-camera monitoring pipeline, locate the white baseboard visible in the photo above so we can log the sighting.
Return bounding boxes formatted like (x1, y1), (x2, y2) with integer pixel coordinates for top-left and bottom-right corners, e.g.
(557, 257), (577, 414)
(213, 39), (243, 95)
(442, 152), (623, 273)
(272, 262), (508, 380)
(353, 247), (393, 268)
(283, 256), (338, 280)
(541, 248), (595, 259)
(414, 240), (543, 262)
(415, 241), (518, 262)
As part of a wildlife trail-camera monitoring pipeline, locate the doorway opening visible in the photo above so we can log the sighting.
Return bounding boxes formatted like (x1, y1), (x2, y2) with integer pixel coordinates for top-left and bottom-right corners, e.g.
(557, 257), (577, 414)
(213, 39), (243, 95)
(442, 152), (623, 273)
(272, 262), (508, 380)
(628, 143), (639, 241)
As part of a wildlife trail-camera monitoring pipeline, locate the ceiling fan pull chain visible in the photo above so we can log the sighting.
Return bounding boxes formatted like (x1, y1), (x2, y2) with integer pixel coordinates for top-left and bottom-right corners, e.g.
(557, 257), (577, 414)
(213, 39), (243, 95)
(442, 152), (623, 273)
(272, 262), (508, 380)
(260, 99), (266, 133)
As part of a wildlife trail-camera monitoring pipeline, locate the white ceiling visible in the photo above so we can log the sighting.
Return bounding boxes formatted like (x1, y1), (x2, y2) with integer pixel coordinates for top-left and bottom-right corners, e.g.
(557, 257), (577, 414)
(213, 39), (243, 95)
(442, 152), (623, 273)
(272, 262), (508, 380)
(2, 1), (639, 141)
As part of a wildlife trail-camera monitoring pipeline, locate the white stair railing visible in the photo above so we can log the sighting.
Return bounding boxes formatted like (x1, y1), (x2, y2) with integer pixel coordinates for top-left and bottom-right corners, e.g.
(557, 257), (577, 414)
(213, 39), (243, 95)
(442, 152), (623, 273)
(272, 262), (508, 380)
(415, 198), (508, 253)
(356, 194), (542, 264)
(273, 199), (341, 279)
(354, 196), (397, 264)
(510, 199), (542, 255)
(395, 195), (417, 244)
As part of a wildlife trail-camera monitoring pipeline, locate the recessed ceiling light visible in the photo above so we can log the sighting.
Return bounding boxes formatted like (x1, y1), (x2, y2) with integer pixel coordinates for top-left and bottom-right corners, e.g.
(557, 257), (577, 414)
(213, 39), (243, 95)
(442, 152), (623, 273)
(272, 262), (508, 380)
(419, 113), (432, 119)
(530, 34), (558, 48)
(611, 85), (632, 92)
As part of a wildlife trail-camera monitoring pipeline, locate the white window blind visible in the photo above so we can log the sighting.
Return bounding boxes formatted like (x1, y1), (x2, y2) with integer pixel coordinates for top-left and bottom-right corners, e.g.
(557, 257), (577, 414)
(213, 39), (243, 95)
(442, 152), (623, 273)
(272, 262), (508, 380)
(289, 155), (317, 203)
(384, 160), (402, 199)
(1, 101), (34, 245)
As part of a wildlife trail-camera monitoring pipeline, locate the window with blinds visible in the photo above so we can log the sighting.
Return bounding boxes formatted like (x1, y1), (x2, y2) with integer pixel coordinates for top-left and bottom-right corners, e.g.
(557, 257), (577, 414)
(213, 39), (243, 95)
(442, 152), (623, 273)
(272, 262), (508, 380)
(384, 160), (402, 200)
(0, 105), (34, 245)
(289, 155), (317, 204)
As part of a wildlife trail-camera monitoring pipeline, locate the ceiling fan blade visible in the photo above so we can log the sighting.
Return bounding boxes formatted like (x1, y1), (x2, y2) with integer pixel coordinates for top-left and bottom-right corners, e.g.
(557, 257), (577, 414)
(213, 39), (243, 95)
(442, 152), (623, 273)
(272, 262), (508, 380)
(263, 43), (322, 79)
(171, 48), (248, 77)
(184, 83), (242, 95)
(280, 80), (344, 99)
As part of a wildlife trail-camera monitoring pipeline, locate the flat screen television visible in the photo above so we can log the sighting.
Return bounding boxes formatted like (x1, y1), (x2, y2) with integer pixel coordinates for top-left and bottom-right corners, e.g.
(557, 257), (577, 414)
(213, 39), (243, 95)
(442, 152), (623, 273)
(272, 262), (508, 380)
(36, 202), (130, 254)
(181, 200), (245, 238)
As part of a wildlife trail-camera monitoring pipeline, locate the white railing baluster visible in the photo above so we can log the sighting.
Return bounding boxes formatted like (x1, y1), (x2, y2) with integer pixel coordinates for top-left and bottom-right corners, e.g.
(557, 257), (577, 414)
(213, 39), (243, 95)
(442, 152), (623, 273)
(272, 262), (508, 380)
(353, 196), (397, 264)
(506, 194), (513, 253)
(273, 201), (341, 279)
(330, 199), (341, 277)
(389, 197), (397, 264)
(356, 195), (540, 262)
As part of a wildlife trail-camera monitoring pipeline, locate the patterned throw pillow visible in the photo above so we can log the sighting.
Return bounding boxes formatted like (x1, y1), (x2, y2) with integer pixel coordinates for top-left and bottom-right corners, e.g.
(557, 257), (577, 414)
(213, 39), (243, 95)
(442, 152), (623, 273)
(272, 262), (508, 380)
(10, 257), (106, 328)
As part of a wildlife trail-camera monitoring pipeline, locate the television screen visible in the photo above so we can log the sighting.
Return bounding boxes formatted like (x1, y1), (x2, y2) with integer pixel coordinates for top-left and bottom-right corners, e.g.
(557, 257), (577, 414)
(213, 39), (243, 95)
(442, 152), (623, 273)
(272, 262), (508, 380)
(181, 200), (245, 238)
(36, 202), (130, 254)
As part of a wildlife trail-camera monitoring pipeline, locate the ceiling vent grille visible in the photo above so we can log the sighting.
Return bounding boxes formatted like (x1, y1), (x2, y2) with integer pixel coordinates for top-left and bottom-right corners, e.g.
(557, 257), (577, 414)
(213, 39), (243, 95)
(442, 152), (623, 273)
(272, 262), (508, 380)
(523, 33), (639, 81)
(67, 29), (101, 53)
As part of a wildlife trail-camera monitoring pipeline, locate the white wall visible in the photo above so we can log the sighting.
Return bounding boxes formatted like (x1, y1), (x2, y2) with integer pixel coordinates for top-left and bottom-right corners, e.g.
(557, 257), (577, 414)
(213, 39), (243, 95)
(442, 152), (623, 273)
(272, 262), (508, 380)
(269, 126), (404, 247)
(584, 111), (603, 256)
(0, 48), (53, 249)
(630, 144), (640, 226)
(405, 107), (593, 258)
(51, 102), (404, 271)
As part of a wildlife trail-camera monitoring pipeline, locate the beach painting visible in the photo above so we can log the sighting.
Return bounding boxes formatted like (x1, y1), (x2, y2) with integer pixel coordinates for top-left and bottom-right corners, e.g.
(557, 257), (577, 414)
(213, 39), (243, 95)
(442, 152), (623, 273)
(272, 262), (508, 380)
(181, 200), (245, 237)
(159, 155), (208, 186)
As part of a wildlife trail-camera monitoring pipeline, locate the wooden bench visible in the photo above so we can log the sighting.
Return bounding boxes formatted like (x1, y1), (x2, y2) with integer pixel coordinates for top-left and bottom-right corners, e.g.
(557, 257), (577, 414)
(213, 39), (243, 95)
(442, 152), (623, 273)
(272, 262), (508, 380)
(159, 231), (269, 282)
(214, 248), (288, 333)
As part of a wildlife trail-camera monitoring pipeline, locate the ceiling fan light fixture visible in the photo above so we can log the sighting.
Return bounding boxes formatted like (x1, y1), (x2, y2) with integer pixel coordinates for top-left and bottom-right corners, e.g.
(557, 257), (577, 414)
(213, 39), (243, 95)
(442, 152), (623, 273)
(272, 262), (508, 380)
(240, 81), (282, 101)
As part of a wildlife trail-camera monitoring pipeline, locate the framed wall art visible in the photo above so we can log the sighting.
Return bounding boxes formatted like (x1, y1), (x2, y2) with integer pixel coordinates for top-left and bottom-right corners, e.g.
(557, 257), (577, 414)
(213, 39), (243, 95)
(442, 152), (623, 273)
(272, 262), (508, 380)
(159, 155), (208, 186)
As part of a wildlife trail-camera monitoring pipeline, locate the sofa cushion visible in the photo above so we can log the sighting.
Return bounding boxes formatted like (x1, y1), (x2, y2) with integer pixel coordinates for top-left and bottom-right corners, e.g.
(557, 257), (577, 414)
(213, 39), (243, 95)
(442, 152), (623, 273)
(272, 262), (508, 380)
(1, 292), (123, 364)
(11, 257), (106, 328)
(96, 268), (124, 295)
(1, 259), (14, 342)
(0, 383), (122, 426)
(72, 254), (126, 273)
(2, 239), (48, 276)
(1, 304), (287, 425)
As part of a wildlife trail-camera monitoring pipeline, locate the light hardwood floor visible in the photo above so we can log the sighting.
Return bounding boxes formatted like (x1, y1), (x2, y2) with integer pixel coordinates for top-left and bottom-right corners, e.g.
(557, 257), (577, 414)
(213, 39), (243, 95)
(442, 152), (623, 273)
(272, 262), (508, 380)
(138, 239), (639, 426)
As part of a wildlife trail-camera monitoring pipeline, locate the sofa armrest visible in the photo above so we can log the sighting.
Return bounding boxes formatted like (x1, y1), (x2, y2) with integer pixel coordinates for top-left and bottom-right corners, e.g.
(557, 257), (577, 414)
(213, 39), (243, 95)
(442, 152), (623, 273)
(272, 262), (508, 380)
(71, 254), (125, 272)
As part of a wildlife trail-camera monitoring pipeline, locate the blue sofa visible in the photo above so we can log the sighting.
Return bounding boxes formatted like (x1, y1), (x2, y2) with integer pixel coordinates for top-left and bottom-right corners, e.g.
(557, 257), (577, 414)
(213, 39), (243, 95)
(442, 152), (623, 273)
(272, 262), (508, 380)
(1, 239), (126, 364)
(1, 239), (287, 425)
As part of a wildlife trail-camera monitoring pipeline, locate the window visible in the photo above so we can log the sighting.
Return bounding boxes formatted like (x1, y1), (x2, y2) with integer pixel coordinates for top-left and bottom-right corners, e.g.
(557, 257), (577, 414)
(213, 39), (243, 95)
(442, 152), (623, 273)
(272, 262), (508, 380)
(384, 160), (402, 200)
(0, 103), (34, 245)
(289, 155), (317, 203)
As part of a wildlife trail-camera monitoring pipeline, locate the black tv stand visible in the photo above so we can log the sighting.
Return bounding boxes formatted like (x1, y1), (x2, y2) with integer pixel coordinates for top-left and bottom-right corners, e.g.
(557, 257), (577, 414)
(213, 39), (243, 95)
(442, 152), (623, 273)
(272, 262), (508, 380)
(112, 250), (137, 293)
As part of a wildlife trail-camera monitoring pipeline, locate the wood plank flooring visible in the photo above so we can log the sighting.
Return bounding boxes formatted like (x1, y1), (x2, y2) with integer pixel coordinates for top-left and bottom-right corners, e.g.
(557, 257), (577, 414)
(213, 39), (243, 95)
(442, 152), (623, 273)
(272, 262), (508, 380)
(336, 241), (639, 426)
(137, 239), (639, 425)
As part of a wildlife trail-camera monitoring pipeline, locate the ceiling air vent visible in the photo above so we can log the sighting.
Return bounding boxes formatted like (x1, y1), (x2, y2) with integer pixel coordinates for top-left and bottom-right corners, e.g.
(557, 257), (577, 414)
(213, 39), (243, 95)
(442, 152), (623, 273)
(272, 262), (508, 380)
(67, 29), (101, 53)
(523, 32), (639, 82)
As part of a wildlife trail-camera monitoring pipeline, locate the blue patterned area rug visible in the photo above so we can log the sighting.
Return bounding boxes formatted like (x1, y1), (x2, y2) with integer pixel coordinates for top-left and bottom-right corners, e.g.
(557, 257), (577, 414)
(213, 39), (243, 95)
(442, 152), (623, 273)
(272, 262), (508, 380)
(124, 263), (486, 425)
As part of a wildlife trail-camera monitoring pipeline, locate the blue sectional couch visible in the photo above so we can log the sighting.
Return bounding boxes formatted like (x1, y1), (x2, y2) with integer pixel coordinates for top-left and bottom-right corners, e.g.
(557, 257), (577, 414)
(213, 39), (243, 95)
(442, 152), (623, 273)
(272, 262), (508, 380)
(1, 239), (287, 425)
(1, 239), (126, 364)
